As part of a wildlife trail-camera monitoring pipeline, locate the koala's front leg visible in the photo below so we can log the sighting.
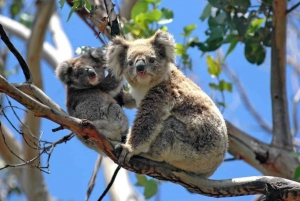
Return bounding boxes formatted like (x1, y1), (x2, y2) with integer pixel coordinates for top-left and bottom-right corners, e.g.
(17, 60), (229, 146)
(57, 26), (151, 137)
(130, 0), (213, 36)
(116, 86), (172, 164)
(99, 71), (124, 97)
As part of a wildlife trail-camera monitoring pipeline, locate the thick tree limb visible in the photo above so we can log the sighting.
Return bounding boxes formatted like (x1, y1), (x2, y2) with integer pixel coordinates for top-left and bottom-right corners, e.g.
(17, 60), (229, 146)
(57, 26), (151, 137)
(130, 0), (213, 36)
(0, 74), (300, 200)
(119, 0), (139, 20)
(271, 0), (293, 150)
(227, 122), (299, 180)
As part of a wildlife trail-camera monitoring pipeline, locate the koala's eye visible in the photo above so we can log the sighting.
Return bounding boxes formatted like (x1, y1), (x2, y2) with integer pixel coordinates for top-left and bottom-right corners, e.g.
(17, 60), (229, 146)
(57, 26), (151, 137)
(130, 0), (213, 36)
(149, 57), (155, 63)
(128, 60), (134, 66)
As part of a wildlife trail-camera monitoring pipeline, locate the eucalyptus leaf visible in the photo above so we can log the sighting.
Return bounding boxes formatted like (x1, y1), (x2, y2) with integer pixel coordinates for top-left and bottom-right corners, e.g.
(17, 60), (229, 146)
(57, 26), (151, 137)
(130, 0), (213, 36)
(206, 55), (221, 76)
(144, 180), (158, 199)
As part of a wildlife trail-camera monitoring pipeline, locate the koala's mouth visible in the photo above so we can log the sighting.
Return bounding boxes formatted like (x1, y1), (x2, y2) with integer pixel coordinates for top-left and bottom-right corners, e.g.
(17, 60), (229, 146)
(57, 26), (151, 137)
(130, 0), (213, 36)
(137, 70), (147, 76)
(88, 75), (96, 80)
(88, 75), (99, 85)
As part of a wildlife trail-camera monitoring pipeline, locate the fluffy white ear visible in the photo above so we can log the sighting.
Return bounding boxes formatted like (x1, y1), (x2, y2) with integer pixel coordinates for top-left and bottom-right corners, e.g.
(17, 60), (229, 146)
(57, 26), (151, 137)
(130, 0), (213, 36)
(151, 30), (176, 63)
(106, 36), (129, 78)
(55, 62), (72, 84)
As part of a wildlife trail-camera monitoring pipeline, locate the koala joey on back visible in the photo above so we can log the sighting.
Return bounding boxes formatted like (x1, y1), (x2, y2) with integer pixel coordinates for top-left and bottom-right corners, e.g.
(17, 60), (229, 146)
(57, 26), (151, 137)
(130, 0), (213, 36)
(55, 48), (129, 154)
(106, 30), (228, 178)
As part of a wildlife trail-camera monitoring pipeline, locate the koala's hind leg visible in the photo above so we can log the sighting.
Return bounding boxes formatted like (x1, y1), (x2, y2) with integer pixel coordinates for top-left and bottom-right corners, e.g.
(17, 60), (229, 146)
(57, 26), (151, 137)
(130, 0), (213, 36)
(139, 116), (186, 162)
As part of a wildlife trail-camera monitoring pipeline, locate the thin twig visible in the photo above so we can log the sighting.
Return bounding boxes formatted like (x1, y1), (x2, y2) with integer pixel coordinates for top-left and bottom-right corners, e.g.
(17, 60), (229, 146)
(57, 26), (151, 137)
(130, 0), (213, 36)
(98, 165), (121, 201)
(86, 155), (102, 201)
(222, 63), (272, 133)
(103, 0), (120, 37)
(286, 1), (300, 14)
(292, 88), (300, 136)
(0, 24), (32, 83)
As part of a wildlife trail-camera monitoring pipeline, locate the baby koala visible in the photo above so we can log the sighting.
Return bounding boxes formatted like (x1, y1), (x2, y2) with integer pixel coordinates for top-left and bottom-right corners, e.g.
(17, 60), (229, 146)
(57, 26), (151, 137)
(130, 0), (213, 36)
(55, 48), (129, 153)
(106, 30), (228, 178)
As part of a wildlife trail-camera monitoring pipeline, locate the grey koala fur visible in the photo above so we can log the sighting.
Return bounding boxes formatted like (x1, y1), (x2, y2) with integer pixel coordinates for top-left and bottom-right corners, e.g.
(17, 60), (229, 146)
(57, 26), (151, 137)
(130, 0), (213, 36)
(106, 30), (228, 178)
(55, 48), (129, 153)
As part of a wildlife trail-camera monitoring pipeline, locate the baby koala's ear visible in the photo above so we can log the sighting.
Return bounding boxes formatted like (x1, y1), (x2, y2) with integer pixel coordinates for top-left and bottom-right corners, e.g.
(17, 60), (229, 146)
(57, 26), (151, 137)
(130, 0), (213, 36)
(106, 36), (129, 78)
(88, 48), (106, 62)
(55, 61), (72, 84)
(150, 30), (176, 63)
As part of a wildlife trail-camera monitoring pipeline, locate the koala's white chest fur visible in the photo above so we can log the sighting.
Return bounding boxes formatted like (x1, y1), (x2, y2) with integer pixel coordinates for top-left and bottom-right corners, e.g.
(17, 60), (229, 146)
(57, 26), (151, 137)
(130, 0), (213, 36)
(130, 85), (151, 106)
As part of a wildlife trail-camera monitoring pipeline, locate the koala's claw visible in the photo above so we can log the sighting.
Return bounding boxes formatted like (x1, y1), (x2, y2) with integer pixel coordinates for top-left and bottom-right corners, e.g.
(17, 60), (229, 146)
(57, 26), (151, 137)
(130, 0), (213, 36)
(115, 144), (133, 164)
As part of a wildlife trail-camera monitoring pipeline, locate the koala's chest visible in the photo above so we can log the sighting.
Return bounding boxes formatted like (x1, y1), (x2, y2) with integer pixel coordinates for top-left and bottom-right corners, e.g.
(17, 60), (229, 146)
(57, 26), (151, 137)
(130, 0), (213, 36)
(130, 87), (149, 106)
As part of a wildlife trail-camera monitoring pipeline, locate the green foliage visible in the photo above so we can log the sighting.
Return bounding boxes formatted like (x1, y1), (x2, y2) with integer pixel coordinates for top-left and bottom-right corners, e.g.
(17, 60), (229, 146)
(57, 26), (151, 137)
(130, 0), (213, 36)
(206, 54), (232, 109)
(206, 55), (221, 76)
(175, 24), (197, 69)
(295, 166), (300, 180)
(194, 1), (273, 65)
(59, 0), (65, 10)
(9, 0), (23, 18)
(124, 0), (173, 37)
(58, 0), (92, 21)
(135, 174), (158, 199)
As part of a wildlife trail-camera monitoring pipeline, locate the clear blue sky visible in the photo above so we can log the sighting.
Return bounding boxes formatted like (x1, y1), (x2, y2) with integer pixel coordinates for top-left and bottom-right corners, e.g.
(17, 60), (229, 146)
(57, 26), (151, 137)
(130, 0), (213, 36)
(4, 0), (297, 200)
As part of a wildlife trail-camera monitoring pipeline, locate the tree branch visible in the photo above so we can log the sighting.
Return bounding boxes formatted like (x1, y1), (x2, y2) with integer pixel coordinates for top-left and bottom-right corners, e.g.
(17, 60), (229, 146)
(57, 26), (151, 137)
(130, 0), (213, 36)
(86, 155), (102, 201)
(0, 15), (65, 68)
(222, 63), (272, 134)
(21, 1), (56, 200)
(103, 0), (120, 37)
(49, 12), (73, 62)
(119, 0), (139, 20)
(0, 24), (32, 83)
(286, 1), (300, 14)
(270, 0), (293, 150)
(1, 73), (300, 199)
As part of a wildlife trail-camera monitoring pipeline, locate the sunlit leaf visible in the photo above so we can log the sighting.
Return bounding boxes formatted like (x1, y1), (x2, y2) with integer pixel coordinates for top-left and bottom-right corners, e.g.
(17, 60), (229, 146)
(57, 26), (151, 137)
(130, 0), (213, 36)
(135, 174), (148, 186)
(175, 43), (184, 55)
(144, 180), (158, 199)
(182, 24), (197, 37)
(131, 1), (148, 20)
(219, 80), (232, 92)
(85, 0), (91, 11)
(67, 1), (80, 22)
(206, 55), (221, 76)
(147, 9), (162, 21)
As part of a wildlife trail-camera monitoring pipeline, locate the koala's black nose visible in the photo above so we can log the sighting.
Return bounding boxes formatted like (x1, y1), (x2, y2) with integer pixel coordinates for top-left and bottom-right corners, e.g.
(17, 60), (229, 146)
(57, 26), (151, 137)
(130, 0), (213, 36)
(136, 60), (146, 72)
(87, 68), (96, 77)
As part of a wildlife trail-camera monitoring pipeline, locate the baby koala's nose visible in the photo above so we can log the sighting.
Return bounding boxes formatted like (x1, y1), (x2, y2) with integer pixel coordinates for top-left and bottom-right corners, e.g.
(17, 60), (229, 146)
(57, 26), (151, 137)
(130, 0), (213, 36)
(136, 60), (146, 72)
(87, 68), (96, 78)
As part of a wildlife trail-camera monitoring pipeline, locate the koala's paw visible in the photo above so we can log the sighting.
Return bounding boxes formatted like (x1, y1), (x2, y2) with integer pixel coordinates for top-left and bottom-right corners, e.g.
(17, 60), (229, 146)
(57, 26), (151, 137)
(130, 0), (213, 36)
(115, 144), (133, 164)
